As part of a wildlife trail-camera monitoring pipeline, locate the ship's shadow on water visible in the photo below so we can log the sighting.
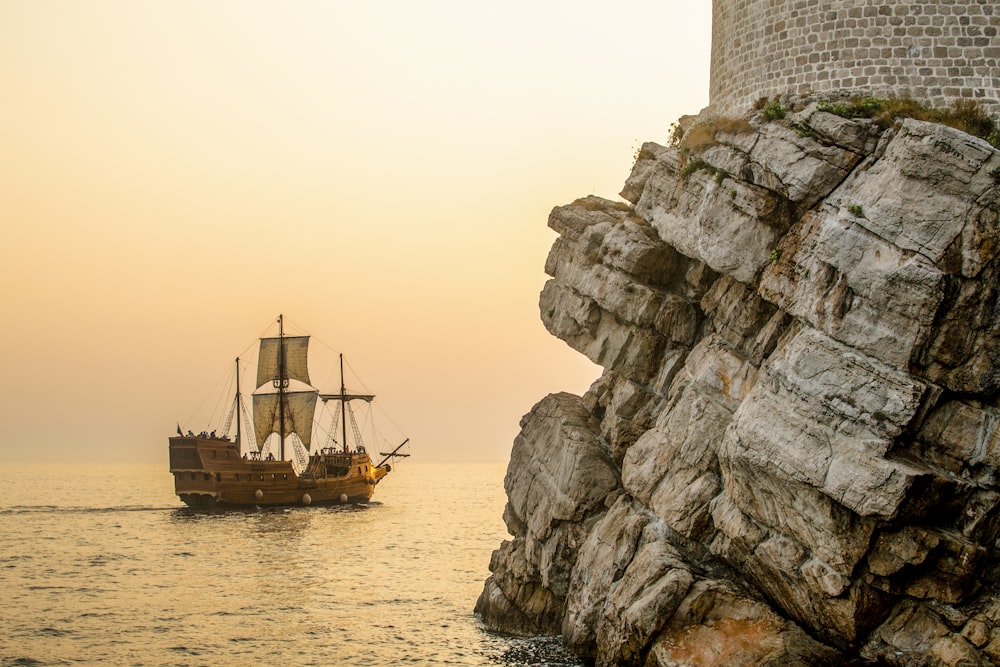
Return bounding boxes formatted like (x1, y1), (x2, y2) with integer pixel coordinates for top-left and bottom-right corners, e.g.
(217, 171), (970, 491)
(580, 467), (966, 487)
(169, 500), (380, 520)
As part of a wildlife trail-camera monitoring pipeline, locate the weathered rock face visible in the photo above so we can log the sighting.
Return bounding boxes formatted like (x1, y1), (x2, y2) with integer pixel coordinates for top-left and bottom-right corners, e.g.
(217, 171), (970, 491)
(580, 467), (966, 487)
(476, 104), (1000, 666)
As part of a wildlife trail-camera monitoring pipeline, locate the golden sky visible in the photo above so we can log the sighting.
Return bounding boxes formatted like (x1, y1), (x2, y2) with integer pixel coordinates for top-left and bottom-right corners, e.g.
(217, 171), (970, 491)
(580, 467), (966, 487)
(0, 0), (710, 464)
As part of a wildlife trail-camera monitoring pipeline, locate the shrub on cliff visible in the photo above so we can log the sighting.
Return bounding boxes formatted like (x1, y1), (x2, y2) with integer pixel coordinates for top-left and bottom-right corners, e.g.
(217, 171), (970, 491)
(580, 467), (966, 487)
(669, 117), (753, 153)
(818, 96), (1000, 147)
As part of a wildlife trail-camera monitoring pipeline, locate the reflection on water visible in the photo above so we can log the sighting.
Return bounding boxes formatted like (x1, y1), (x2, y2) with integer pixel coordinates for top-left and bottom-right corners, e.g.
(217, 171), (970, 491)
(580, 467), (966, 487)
(0, 463), (582, 666)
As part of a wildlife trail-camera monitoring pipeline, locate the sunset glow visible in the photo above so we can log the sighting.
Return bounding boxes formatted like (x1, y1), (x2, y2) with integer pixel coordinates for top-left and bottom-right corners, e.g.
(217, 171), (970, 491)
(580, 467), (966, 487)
(0, 0), (710, 463)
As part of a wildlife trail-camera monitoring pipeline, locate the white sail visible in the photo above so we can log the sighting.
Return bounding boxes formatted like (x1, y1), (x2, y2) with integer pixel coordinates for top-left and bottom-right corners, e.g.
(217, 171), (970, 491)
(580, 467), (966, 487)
(256, 336), (311, 389)
(252, 390), (319, 451)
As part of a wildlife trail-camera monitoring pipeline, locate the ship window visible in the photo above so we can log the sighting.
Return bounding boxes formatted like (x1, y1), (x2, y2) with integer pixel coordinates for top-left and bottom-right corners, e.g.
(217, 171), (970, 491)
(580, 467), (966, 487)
(271, 474), (276, 480)
(203, 473), (210, 481)
(190, 473), (196, 481)
(235, 473), (240, 481)
(282, 474), (287, 480)
(259, 475), (264, 481)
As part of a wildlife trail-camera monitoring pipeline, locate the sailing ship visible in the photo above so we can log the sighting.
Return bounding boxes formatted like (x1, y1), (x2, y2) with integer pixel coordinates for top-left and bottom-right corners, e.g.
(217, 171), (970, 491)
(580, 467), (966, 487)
(168, 315), (408, 508)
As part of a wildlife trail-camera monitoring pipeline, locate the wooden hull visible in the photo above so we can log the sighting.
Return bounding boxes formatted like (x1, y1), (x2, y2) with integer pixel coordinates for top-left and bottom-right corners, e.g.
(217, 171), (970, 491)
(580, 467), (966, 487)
(168, 436), (390, 508)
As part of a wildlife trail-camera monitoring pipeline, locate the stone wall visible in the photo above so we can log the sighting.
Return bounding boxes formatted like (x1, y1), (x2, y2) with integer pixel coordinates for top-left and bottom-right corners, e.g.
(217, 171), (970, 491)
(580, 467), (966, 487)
(710, 0), (1000, 118)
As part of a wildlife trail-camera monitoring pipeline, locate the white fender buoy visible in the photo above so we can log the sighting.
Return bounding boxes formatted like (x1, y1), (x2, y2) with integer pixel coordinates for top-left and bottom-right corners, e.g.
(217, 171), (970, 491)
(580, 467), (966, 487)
(255, 489), (263, 500)
(339, 493), (348, 503)
(302, 493), (312, 505)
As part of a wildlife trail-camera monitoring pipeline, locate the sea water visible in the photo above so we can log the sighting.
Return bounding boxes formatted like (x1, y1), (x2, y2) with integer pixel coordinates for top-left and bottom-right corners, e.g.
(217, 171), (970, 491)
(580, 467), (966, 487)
(0, 463), (582, 666)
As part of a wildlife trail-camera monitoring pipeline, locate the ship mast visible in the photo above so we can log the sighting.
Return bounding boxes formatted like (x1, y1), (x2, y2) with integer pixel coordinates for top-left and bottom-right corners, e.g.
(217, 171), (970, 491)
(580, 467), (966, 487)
(340, 354), (349, 454)
(275, 314), (287, 461)
(252, 314), (316, 459)
(234, 356), (242, 450)
(319, 354), (375, 453)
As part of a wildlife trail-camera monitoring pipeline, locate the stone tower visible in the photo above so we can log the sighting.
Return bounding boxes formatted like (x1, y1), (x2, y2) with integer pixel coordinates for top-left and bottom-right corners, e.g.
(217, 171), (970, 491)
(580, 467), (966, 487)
(709, 0), (1000, 117)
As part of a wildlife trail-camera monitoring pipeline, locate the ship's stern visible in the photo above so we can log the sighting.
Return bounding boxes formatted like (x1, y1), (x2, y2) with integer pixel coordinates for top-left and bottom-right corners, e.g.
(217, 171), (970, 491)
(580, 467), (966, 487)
(169, 436), (221, 507)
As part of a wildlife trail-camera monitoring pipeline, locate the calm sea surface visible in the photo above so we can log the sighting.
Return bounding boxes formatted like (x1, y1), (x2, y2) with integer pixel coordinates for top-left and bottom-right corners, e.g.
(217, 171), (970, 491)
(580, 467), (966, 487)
(0, 463), (581, 666)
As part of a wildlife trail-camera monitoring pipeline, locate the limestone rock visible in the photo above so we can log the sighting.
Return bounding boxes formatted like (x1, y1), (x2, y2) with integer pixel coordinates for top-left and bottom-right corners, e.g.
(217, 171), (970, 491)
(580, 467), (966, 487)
(632, 146), (791, 284)
(744, 120), (861, 210)
(475, 392), (620, 634)
(478, 104), (1000, 665)
(561, 496), (649, 655)
(791, 103), (882, 156)
(648, 579), (841, 666)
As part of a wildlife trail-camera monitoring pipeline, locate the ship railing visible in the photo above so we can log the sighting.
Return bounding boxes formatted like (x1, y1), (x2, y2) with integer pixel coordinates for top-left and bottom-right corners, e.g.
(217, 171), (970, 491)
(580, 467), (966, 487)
(242, 450), (268, 473)
(317, 454), (354, 466)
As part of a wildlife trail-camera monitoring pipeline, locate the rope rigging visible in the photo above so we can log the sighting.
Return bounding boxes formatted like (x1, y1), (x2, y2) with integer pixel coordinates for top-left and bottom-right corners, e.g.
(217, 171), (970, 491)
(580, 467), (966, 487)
(240, 400), (257, 451)
(348, 403), (365, 452)
(222, 394), (237, 439)
(325, 402), (342, 449)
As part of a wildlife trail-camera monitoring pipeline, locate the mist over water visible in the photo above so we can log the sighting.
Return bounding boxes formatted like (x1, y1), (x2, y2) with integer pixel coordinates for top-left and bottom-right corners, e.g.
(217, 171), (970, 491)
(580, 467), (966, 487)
(0, 463), (581, 666)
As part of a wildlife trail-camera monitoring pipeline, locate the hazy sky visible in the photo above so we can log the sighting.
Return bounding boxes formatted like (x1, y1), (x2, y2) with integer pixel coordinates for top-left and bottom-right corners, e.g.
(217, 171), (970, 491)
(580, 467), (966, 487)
(0, 0), (711, 464)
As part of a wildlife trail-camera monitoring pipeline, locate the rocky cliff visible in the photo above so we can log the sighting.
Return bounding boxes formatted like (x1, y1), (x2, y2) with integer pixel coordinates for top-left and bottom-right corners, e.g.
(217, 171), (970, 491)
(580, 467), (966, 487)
(476, 102), (1000, 666)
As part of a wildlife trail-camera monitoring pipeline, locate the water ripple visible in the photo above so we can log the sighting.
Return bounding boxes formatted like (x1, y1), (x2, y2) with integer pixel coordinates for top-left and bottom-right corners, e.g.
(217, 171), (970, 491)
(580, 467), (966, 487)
(2, 464), (583, 666)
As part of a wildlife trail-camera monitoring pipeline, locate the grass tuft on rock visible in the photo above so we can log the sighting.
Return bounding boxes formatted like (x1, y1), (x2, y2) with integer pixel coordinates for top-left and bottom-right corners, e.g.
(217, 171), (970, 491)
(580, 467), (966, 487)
(817, 97), (1000, 148)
